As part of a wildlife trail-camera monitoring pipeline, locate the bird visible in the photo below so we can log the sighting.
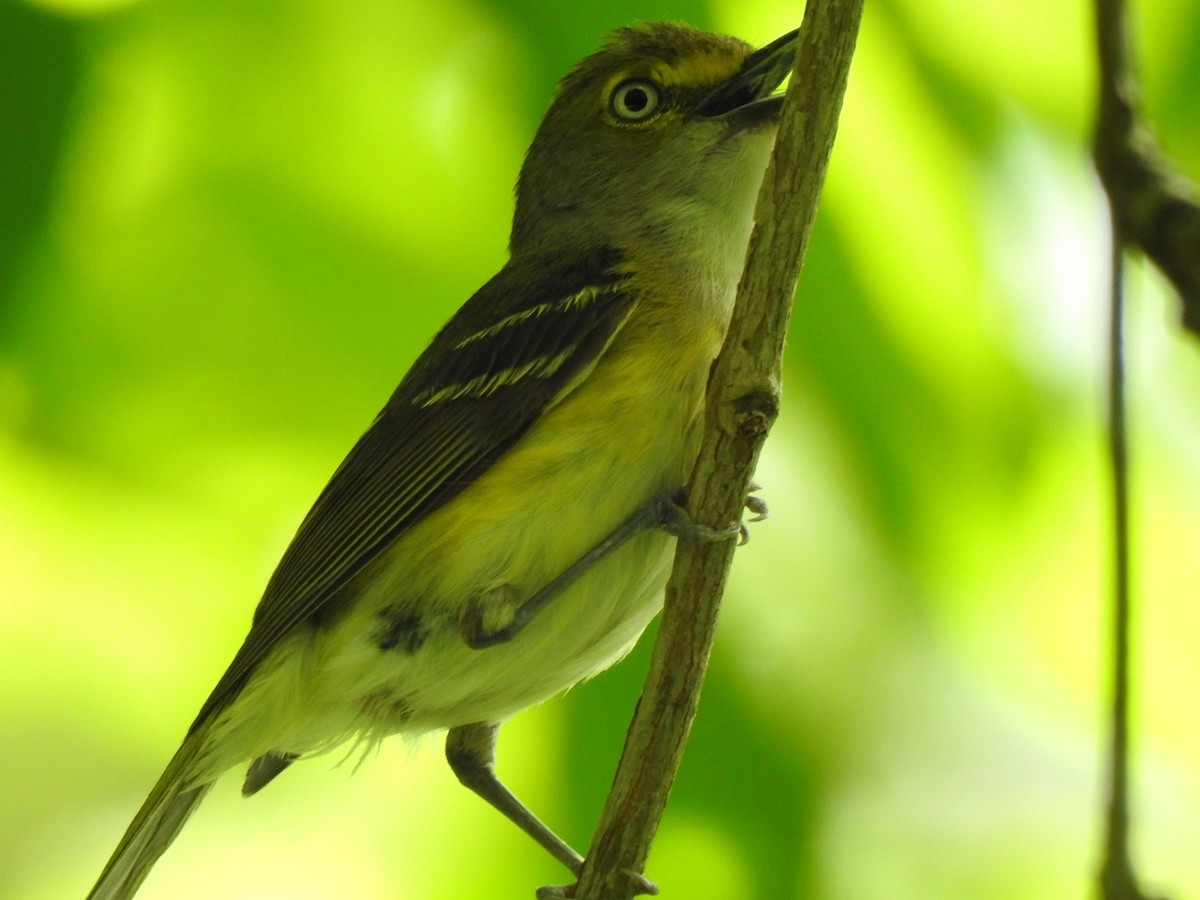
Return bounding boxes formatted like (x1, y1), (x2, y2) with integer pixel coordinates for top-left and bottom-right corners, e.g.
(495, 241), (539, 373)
(87, 20), (798, 899)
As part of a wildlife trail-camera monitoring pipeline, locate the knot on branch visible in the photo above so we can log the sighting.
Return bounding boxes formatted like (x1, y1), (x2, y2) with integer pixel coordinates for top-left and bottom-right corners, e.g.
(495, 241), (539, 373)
(1093, 103), (1200, 337)
(733, 387), (780, 442)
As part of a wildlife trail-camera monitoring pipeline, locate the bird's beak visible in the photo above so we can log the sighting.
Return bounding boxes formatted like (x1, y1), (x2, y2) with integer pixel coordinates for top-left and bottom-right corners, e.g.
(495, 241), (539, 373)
(690, 28), (800, 126)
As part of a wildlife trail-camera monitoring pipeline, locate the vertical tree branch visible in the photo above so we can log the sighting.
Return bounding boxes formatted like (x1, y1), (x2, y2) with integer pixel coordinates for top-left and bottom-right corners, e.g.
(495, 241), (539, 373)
(1097, 204), (1158, 900)
(1092, 0), (1183, 897)
(572, 3), (864, 898)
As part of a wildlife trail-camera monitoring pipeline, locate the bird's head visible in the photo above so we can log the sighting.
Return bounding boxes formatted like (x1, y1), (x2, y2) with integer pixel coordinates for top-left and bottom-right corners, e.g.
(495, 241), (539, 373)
(510, 23), (798, 256)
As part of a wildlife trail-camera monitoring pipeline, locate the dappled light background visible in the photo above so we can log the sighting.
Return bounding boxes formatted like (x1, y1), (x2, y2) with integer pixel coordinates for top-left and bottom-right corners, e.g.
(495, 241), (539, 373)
(2, 0), (1198, 898)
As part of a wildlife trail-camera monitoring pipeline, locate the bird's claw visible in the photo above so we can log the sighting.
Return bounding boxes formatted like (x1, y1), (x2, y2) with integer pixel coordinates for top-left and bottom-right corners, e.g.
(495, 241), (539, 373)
(536, 870), (658, 899)
(658, 484), (770, 547)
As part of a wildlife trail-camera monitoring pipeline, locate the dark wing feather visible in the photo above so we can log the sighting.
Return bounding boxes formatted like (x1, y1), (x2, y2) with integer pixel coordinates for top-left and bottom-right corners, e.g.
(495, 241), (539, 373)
(191, 247), (634, 730)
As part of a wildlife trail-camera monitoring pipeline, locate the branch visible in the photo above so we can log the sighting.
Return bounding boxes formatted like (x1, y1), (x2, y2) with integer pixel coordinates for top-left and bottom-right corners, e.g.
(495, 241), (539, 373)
(1093, 0), (1200, 336)
(1092, 0), (1177, 897)
(572, 3), (864, 897)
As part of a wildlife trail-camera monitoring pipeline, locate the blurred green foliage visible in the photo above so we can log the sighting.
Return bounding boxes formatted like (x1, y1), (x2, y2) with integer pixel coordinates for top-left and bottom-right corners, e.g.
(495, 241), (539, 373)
(1, 0), (1198, 898)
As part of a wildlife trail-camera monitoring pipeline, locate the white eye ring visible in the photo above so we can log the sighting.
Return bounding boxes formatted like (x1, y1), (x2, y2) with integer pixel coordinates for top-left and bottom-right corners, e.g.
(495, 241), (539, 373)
(610, 79), (662, 121)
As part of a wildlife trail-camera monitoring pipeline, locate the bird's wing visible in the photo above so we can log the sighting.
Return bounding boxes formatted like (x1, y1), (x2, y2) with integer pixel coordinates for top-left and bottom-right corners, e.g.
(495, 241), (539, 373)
(192, 246), (636, 728)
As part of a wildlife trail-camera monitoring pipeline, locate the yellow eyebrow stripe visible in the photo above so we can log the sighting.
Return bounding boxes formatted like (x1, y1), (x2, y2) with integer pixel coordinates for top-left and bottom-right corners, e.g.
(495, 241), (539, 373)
(658, 54), (740, 88)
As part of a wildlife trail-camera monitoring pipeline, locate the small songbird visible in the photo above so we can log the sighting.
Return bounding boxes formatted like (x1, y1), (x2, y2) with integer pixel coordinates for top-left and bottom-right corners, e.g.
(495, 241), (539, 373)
(88, 21), (797, 899)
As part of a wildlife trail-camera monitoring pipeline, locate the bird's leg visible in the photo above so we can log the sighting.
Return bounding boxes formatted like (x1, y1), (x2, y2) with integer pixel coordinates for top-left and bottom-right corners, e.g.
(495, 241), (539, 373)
(445, 722), (657, 898)
(463, 487), (759, 649)
(445, 723), (582, 874)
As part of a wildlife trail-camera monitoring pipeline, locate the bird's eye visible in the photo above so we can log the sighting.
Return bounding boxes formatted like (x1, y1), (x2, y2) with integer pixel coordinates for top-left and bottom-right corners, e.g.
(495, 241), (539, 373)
(610, 79), (663, 121)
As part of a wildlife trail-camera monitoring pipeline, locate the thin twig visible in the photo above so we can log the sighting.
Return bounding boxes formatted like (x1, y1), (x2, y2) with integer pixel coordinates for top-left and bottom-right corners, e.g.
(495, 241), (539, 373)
(572, 3), (864, 898)
(1097, 202), (1156, 900)
(1092, 0), (1177, 897)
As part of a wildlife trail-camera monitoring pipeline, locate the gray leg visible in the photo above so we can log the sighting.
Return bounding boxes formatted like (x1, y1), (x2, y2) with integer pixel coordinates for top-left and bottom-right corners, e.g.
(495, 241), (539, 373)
(445, 722), (657, 897)
(445, 722), (583, 873)
(464, 489), (739, 649)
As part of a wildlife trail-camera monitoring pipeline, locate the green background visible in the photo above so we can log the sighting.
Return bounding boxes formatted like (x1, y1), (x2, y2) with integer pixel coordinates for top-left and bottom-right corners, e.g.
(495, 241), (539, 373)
(2, 0), (1198, 897)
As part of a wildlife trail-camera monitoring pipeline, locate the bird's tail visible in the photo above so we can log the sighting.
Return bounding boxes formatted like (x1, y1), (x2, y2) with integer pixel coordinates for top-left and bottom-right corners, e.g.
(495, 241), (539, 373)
(87, 718), (217, 900)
